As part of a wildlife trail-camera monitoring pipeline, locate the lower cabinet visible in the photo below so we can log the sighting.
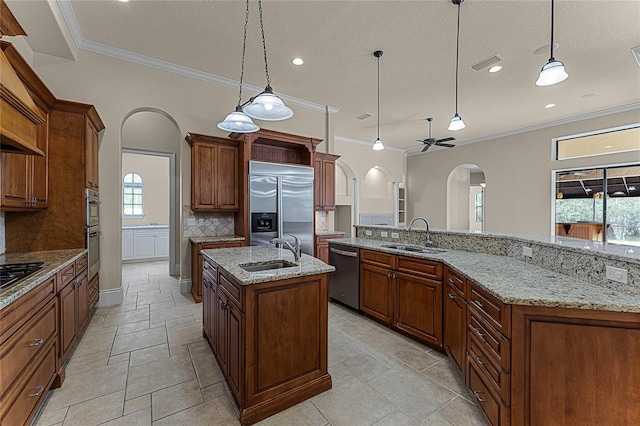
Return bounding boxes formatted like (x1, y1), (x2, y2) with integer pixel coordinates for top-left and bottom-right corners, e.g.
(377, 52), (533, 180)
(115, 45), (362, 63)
(394, 271), (442, 347)
(443, 267), (467, 374)
(122, 227), (170, 262)
(360, 262), (393, 325)
(191, 240), (243, 303)
(314, 233), (344, 264)
(58, 278), (77, 362)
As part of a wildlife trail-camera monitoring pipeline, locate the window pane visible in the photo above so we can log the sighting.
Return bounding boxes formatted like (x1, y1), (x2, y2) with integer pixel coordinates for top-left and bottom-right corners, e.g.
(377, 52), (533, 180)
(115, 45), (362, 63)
(124, 206), (132, 215)
(123, 173), (132, 183)
(556, 126), (640, 160)
(133, 194), (142, 205)
(133, 173), (142, 184)
(133, 188), (142, 195)
(133, 205), (143, 215)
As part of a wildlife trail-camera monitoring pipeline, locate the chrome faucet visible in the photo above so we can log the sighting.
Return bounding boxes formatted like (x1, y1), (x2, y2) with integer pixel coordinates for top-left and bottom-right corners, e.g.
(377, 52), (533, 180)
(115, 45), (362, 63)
(405, 217), (433, 247)
(269, 234), (301, 262)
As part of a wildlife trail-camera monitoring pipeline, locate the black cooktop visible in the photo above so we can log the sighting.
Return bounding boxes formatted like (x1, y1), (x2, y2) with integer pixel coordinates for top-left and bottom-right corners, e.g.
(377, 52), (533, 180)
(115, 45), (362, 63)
(0, 262), (44, 290)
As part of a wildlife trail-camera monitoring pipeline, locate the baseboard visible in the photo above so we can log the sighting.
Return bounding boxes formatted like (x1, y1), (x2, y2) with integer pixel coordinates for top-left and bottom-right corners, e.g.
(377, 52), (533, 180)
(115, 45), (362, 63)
(180, 278), (192, 294)
(98, 287), (124, 307)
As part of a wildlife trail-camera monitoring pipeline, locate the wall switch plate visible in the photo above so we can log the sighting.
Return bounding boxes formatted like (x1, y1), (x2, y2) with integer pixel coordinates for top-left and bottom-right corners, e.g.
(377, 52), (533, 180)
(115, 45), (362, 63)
(381, 231), (388, 237)
(522, 246), (533, 258)
(365, 230), (372, 236)
(391, 232), (400, 239)
(606, 266), (628, 284)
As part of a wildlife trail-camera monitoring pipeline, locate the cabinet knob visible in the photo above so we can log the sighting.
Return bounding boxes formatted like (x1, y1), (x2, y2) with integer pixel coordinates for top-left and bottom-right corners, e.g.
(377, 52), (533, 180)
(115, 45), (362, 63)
(76, 277), (83, 287)
(473, 390), (486, 403)
(473, 300), (484, 308)
(474, 327), (486, 338)
(27, 338), (44, 347)
(474, 354), (485, 365)
(28, 386), (45, 398)
(447, 293), (456, 300)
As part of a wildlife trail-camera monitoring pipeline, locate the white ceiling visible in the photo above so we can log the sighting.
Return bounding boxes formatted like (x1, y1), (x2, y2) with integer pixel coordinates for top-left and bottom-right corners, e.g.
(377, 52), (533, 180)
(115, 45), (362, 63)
(10, 1), (640, 152)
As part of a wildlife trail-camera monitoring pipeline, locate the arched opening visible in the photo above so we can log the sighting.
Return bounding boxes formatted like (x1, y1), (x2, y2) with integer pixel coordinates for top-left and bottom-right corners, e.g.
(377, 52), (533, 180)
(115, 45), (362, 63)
(446, 164), (486, 231)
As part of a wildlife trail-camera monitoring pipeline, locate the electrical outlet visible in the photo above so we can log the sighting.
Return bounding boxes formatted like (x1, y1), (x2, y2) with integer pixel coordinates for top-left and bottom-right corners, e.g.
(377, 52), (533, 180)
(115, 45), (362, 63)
(365, 230), (372, 236)
(391, 232), (400, 239)
(187, 219), (196, 226)
(381, 231), (388, 237)
(606, 266), (628, 284)
(522, 246), (533, 258)
(213, 218), (219, 225)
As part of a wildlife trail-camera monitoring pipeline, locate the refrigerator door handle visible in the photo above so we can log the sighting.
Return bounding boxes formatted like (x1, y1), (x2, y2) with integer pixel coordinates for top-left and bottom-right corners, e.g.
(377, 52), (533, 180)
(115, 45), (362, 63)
(277, 177), (284, 239)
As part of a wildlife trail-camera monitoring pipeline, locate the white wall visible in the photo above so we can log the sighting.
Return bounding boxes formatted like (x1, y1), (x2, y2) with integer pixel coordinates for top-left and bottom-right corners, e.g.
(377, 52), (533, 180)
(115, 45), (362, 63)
(447, 166), (470, 230)
(407, 109), (640, 235)
(121, 153), (169, 226)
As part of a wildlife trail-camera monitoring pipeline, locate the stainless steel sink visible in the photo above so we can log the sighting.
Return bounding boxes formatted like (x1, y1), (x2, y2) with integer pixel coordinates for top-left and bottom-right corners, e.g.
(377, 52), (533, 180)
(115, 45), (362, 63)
(240, 260), (298, 272)
(381, 244), (446, 254)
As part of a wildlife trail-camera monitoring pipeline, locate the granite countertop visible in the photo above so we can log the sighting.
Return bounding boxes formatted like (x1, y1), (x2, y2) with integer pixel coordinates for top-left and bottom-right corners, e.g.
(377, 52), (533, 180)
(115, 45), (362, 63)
(316, 231), (346, 236)
(0, 249), (87, 310)
(202, 246), (335, 285)
(330, 238), (640, 313)
(189, 235), (245, 244)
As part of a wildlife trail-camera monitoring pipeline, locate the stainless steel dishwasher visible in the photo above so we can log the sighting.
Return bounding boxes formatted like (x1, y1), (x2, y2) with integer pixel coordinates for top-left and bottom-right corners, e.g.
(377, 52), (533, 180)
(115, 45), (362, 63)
(328, 243), (360, 310)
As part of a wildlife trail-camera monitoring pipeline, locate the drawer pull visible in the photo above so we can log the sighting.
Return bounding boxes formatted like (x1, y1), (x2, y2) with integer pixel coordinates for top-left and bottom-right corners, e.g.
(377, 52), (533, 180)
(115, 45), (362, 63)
(65, 270), (74, 277)
(27, 338), (44, 347)
(219, 300), (229, 310)
(473, 390), (486, 402)
(474, 354), (485, 365)
(473, 300), (484, 308)
(76, 277), (83, 287)
(28, 386), (44, 398)
(447, 293), (456, 300)
(474, 328), (486, 338)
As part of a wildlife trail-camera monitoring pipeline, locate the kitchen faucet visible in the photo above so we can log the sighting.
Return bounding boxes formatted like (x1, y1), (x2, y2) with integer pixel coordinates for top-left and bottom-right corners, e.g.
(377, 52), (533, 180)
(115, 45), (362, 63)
(405, 217), (433, 247)
(269, 234), (301, 262)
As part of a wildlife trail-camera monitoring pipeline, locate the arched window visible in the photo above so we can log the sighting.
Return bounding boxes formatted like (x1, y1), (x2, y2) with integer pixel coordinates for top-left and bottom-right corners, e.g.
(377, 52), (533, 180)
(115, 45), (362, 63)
(123, 172), (143, 217)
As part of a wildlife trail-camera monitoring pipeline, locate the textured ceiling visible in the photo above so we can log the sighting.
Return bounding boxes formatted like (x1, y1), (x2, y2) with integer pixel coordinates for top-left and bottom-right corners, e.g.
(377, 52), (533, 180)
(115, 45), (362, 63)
(52, 1), (640, 151)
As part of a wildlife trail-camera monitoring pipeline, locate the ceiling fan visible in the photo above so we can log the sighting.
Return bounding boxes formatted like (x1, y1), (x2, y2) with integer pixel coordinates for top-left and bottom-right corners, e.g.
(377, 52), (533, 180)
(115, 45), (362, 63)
(414, 118), (456, 152)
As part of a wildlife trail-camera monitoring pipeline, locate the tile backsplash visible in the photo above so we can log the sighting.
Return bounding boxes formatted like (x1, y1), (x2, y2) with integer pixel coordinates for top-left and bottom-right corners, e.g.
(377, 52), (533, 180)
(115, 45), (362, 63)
(183, 206), (235, 237)
(316, 211), (328, 231)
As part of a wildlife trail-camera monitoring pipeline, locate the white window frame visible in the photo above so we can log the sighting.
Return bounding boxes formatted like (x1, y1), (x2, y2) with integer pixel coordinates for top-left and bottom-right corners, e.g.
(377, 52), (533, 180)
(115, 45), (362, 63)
(123, 172), (144, 218)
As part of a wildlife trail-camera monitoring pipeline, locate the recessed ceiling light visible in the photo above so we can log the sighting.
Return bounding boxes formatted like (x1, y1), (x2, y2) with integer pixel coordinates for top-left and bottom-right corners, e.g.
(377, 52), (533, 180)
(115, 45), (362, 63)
(488, 65), (503, 73)
(544, 103), (556, 108)
(291, 57), (304, 66)
(533, 43), (559, 56)
(118, 0), (130, 3)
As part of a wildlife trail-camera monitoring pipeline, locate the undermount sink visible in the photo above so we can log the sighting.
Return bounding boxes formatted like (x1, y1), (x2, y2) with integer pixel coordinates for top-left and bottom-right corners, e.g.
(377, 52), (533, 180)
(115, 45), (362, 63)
(240, 260), (298, 272)
(381, 244), (446, 254)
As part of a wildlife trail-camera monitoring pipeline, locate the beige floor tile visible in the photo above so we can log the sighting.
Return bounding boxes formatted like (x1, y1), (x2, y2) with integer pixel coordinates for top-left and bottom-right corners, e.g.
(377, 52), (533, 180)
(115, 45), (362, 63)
(109, 352), (130, 365)
(137, 290), (174, 305)
(117, 320), (150, 335)
(71, 331), (116, 358)
(201, 382), (227, 401)
(192, 354), (224, 388)
(149, 300), (176, 311)
(65, 351), (110, 376)
(172, 290), (195, 306)
(126, 353), (196, 400)
(188, 340), (213, 359)
(341, 353), (392, 381)
(34, 406), (67, 426)
(419, 412), (454, 426)
(152, 395), (239, 426)
(167, 324), (204, 348)
(165, 315), (199, 331)
(111, 327), (167, 355)
(368, 365), (456, 422)
(373, 410), (419, 426)
(311, 375), (397, 426)
(102, 407), (151, 426)
(392, 346), (441, 372)
(421, 360), (468, 398)
(124, 394), (151, 416)
(149, 305), (194, 323)
(63, 390), (125, 426)
(103, 307), (150, 328)
(129, 343), (170, 368)
(327, 333), (365, 366)
(256, 400), (327, 426)
(169, 344), (189, 357)
(328, 362), (351, 380)
(45, 361), (128, 411)
(107, 303), (139, 314)
(151, 379), (203, 421)
(436, 396), (486, 426)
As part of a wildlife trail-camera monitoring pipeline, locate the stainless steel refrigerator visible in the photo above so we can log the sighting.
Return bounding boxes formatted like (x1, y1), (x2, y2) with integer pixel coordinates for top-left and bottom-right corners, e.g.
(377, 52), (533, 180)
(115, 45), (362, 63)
(249, 161), (314, 255)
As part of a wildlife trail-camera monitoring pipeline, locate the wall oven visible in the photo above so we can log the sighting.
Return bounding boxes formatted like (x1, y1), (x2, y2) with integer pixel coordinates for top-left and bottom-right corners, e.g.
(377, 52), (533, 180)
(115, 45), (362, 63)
(86, 188), (100, 227)
(85, 188), (100, 280)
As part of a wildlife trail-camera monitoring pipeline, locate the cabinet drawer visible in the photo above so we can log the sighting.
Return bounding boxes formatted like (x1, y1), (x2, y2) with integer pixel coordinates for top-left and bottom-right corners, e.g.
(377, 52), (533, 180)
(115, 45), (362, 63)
(468, 336), (510, 405)
(445, 267), (465, 296)
(201, 241), (242, 250)
(0, 298), (57, 397)
(397, 257), (442, 281)
(203, 259), (217, 275)
(468, 361), (510, 426)
(361, 249), (395, 269)
(219, 272), (242, 309)
(0, 277), (56, 343)
(56, 263), (76, 290)
(1, 341), (56, 426)
(75, 254), (88, 273)
(468, 310), (511, 372)
(469, 283), (511, 338)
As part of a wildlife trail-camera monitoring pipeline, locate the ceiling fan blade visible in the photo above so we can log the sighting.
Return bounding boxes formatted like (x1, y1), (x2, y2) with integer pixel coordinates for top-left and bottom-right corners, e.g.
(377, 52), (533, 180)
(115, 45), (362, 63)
(436, 137), (455, 143)
(436, 142), (456, 148)
(415, 140), (427, 143)
(422, 145), (431, 152)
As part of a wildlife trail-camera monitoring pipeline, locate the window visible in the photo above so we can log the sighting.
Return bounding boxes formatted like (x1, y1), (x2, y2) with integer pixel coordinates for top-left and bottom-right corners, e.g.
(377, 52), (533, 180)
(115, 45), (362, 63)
(555, 124), (640, 160)
(123, 172), (143, 217)
(474, 191), (483, 223)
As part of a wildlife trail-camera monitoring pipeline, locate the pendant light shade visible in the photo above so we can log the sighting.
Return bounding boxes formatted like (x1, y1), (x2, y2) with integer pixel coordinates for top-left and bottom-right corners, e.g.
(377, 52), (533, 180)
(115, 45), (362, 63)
(242, 85), (293, 120)
(217, 108), (260, 133)
(448, 0), (465, 132)
(536, 0), (568, 86)
(372, 50), (384, 151)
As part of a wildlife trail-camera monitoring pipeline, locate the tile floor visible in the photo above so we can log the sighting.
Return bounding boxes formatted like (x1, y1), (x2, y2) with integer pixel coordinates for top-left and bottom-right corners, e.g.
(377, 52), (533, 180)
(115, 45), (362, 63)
(34, 260), (487, 426)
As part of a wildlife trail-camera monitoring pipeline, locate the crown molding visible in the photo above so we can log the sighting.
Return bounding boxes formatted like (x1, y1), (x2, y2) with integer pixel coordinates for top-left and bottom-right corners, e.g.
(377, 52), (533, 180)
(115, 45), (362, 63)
(406, 102), (640, 157)
(55, 0), (338, 115)
(334, 136), (405, 153)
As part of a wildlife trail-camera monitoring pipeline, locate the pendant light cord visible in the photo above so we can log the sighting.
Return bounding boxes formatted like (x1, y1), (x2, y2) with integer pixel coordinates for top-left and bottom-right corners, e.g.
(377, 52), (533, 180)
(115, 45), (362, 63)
(237, 0), (250, 108)
(258, 0), (272, 87)
(549, 0), (555, 60)
(454, 1), (461, 114)
(377, 54), (380, 140)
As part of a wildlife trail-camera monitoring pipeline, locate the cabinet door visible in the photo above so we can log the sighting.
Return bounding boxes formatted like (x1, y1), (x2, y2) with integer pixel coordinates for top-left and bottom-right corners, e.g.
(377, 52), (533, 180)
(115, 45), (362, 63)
(154, 230), (169, 258)
(1, 152), (30, 208)
(76, 270), (88, 333)
(30, 103), (48, 208)
(394, 271), (443, 347)
(226, 299), (243, 404)
(192, 142), (216, 210)
(202, 273), (211, 340)
(214, 289), (228, 374)
(314, 157), (323, 210)
(133, 230), (155, 259)
(317, 243), (329, 264)
(85, 120), (99, 190)
(59, 280), (77, 361)
(443, 284), (466, 373)
(360, 263), (393, 325)
(122, 230), (134, 260)
(215, 145), (239, 210)
(322, 159), (336, 210)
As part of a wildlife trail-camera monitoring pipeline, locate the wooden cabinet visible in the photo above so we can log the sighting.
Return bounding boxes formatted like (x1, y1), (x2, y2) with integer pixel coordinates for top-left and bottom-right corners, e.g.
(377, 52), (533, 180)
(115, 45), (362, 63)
(360, 262), (394, 325)
(85, 119), (99, 190)
(187, 133), (240, 211)
(58, 277), (77, 363)
(190, 240), (243, 303)
(58, 255), (89, 363)
(394, 271), (443, 347)
(215, 282), (243, 403)
(314, 153), (340, 211)
(315, 233), (344, 264)
(443, 267), (467, 374)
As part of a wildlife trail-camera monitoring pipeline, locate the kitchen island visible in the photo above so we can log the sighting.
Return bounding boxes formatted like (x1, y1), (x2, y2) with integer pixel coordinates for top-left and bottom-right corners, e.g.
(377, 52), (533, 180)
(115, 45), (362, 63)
(201, 246), (335, 425)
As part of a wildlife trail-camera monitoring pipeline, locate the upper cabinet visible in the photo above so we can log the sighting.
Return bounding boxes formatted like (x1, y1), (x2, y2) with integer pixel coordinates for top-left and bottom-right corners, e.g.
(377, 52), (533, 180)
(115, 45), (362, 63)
(187, 133), (240, 211)
(85, 120), (100, 191)
(230, 128), (321, 167)
(314, 153), (340, 211)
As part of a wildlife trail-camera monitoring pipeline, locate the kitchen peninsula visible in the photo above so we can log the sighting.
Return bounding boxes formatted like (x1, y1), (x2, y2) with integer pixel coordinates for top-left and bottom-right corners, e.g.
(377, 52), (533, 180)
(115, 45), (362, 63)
(200, 246), (335, 425)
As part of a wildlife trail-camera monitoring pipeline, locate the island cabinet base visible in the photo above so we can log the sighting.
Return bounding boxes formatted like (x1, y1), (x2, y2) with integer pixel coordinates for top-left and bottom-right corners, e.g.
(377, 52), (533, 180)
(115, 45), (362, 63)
(203, 261), (332, 425)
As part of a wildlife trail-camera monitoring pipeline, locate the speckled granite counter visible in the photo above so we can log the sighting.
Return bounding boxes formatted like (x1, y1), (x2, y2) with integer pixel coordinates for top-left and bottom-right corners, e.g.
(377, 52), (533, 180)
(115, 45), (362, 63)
(202, 246), (335, 285)
(0, 249), (86, 310)
(330, 238), (640, 313)
(189, 235), (245, 244)
(315, 231), (345, 237)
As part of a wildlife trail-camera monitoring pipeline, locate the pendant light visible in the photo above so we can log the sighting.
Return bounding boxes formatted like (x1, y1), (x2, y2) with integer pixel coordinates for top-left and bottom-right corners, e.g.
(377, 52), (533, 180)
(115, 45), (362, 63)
(536, 0), (568, 86)
(242, 0), (294, 121)
(217, 0), (259, 133)
(372, 50), (384, 151)
(448, 0), (466, 131)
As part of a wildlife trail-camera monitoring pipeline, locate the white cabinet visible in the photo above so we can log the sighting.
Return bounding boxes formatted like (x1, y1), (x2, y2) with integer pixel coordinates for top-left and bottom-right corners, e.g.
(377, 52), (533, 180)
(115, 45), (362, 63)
(122, 226), (169, 261)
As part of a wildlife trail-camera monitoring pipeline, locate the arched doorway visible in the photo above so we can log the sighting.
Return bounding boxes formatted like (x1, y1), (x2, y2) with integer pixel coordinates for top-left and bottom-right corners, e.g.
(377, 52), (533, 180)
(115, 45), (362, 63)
(446, 164), (486, 231)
